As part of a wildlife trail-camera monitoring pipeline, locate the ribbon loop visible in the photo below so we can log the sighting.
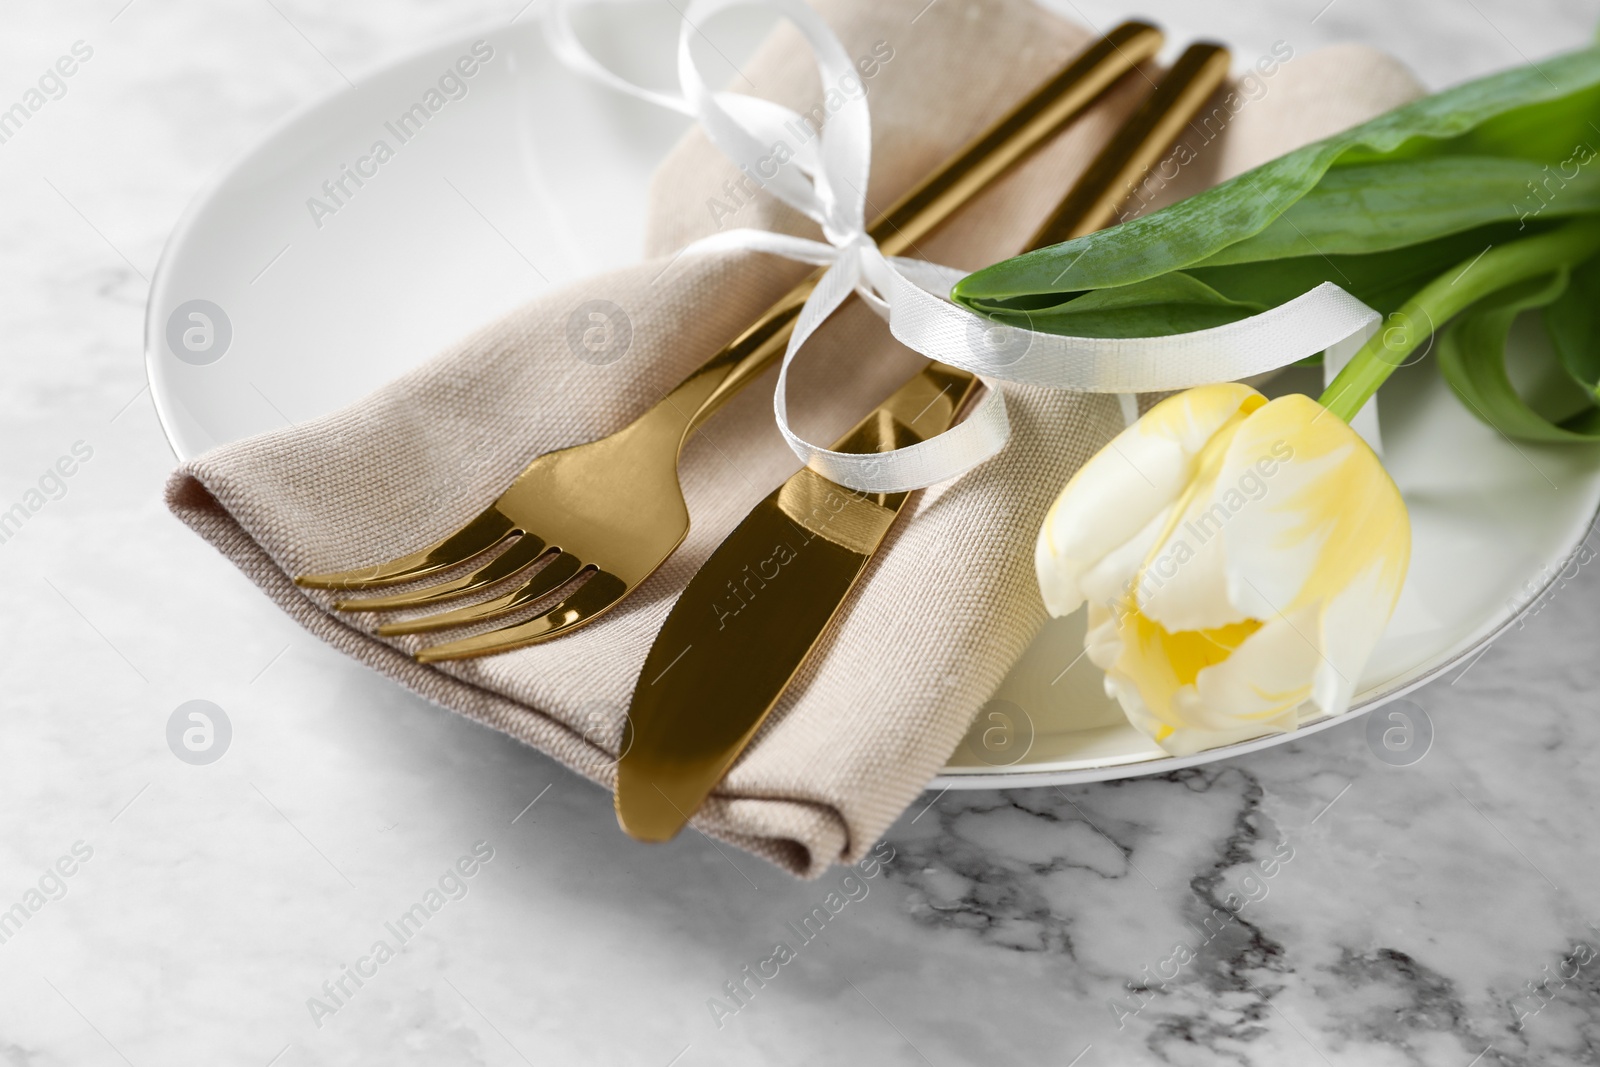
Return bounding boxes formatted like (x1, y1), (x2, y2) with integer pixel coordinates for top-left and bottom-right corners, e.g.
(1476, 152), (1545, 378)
(544, 0), (1387, 492)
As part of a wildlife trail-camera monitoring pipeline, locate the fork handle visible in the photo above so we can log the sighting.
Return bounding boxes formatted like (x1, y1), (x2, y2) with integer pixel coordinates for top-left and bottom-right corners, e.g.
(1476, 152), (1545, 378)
(652, 20), (1163, 442)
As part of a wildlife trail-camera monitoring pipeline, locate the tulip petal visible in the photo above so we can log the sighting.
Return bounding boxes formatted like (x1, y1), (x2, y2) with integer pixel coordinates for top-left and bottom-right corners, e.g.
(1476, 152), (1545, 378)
(1107, 610), (1264, 747)
(1036, 383), (1263, 617)
(1077, 504), (1173, 613)
(1067, 389), (1412, 758)
(1169, 608), (1319, 755)
(1310, 559), (1406, 714)
(1216, 394), (1410, 626)
(1133, 484), (1253, 633)
(1161, 557), (1405, 755)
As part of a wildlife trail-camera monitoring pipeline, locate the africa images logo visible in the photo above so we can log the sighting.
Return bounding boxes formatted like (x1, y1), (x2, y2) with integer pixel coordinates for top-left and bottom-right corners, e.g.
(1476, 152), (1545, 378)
(0, 40), (94, 147)
(304, 40), (496, 230)
(304, 841), (497, 1030)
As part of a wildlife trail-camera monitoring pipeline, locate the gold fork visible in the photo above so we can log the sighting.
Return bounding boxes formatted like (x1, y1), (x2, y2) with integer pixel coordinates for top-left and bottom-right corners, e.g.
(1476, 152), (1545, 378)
(296, 21), (1164, 662)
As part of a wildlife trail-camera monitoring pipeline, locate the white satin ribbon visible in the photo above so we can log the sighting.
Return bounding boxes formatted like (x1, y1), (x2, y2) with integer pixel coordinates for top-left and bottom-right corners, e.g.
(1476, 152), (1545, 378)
(543, 0), (1384, 492)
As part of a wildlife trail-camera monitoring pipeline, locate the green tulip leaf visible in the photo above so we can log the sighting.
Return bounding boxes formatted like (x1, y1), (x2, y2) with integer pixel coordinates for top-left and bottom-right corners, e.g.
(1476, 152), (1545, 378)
(1544, 253), (1600, 398)
(1436, 267), (1600, 441)
(953, 41), (1600, 338)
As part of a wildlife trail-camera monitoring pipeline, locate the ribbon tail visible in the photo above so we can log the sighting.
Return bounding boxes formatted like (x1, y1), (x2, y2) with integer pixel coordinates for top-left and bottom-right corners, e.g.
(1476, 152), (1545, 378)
(883, 259), (1385, 395)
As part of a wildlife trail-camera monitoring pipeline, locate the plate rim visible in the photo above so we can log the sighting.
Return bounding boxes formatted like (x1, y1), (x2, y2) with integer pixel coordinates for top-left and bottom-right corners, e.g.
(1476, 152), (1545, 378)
(144, 14), (544, 465)
(142, 17), (1600, 792)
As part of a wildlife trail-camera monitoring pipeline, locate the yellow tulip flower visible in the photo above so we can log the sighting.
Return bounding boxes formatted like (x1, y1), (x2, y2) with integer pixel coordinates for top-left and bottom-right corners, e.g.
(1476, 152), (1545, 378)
(1037, 383), (1410, 756)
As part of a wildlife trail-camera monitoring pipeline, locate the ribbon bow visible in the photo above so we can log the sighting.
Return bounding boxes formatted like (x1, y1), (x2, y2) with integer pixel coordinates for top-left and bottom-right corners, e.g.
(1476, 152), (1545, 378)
(545, 0), (1384, 492)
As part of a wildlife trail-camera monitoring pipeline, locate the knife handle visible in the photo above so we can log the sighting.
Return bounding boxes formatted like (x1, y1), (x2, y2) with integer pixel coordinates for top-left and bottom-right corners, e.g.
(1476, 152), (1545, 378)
(1027, 42), (1231, 246)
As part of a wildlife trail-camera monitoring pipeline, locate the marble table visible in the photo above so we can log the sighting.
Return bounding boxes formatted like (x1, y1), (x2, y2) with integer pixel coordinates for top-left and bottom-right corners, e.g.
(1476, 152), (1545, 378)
(2, 1), (1597, 1063)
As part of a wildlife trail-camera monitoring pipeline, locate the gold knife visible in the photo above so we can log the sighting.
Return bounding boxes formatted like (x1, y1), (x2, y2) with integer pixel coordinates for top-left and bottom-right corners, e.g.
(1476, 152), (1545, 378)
(615, 42), (1231, 842)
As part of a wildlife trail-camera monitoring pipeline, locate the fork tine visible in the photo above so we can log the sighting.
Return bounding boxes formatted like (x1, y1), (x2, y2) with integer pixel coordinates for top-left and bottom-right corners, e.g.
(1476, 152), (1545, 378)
(296, 507), (517, 590)
(334, 533), (551, 612)
(374, 552), (586, 637)
(413, 571), (630, 663)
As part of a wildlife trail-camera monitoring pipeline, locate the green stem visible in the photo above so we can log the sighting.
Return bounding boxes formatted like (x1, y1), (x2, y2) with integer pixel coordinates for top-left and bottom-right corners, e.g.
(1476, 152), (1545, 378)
(1318, 219), (1600, 423)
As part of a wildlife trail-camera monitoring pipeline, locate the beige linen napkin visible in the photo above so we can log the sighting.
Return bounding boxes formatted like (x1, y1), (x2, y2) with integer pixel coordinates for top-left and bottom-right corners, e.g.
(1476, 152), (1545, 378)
(167, 0), (1424, 877)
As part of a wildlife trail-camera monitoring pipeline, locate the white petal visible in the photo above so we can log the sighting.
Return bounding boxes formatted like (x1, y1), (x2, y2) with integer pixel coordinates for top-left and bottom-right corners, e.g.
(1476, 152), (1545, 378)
(1036, 383), (1262, 617)
(1134, 494), (1250, 633)
(1217, 394), (1410, 622)
(1077, 504), (1174, 614)
(1075, 390), (1411, 760)
(1307, 558), (1404, 717)
(1147, 549), (1407, 756)
(1184, 611), (1319, 745)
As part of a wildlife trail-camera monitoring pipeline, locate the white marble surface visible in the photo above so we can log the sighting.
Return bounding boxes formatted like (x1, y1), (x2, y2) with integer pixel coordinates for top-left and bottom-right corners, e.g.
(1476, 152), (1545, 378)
(3, 1), (1599, 1064)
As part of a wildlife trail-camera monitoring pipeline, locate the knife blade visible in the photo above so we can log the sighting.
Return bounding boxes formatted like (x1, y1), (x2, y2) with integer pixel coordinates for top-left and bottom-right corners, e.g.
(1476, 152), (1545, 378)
(616, 362), (980, 841)
(615, 40), (1231, 842)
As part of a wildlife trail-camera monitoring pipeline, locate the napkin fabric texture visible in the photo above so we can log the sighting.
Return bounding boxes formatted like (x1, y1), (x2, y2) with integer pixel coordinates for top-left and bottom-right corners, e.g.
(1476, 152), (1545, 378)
(168, 0), (1424, 877)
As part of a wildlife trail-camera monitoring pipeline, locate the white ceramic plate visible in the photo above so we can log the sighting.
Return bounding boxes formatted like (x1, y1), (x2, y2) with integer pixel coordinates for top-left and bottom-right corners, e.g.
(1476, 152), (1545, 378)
(147, 17), (1600, 789)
